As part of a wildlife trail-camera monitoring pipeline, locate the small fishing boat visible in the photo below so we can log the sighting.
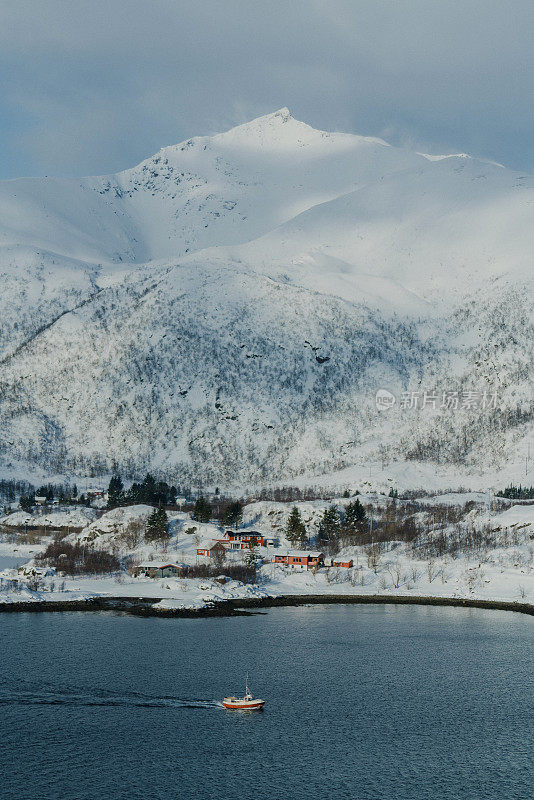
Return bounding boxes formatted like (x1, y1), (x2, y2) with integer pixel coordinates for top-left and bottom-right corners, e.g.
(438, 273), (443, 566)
(222, 676), (265, 711)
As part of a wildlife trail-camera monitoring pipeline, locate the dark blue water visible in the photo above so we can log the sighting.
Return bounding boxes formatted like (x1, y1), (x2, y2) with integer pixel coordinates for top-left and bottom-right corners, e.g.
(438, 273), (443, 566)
(0, 605), (532, 800)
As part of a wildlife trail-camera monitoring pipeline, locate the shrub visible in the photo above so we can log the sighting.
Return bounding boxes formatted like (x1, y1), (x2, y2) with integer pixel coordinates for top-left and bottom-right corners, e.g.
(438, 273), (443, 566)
(36, 541), (120, 575)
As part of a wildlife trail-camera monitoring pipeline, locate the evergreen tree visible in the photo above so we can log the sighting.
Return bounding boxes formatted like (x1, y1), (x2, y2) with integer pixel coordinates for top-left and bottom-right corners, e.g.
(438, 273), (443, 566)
(318, 505), (341, 550)
(244, 544), (260, 577)
(344, 499), (367, 529)
(20, 494), (34, 512)
(245, 538), (260, 562)
(107, 475), (124, 508)
(223, 501), (243, 530)
(286, 506), (307, 546)
(192, 496), (212, 522)
(145, 507), (169, 544)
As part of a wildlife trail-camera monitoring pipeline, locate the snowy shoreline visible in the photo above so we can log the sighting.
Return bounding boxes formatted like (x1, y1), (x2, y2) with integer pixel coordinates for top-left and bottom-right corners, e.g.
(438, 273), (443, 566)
(3, 494), (534, 616)
(0, 593), (533, 618)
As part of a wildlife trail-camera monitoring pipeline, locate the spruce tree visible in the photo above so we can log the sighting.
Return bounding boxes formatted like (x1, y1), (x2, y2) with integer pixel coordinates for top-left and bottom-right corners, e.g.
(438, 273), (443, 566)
(318, 505), (341, 550)
(107, 475), (124, 508)
(192, 496), (212, 523)
(344, 499), (367, 529)
(222, 501), (243, 530)
(20, 494), (34, 512)
(145, 507), (169, 544)
(286, 506), (307, 546)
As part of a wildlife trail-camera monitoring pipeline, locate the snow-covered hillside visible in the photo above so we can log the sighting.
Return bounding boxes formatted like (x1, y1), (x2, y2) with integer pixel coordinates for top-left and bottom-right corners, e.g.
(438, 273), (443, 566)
(1, 109), (533, 487)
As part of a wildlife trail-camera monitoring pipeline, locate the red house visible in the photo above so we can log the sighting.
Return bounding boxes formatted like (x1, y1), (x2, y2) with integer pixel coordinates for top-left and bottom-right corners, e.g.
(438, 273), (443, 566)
(329, 558), (354, 568)
(197, 541), (228, 559)
(223, 530), (264, 549)
(272, 550), (324, 570)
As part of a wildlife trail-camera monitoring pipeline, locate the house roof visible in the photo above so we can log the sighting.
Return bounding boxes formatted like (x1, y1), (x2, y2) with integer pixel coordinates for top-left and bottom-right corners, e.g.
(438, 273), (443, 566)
(137, 561), (185, 569)
(278, 550), (323, 558)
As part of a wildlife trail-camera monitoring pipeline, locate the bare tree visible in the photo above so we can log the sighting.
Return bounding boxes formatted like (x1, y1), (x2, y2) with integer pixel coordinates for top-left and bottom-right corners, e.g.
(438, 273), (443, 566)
(121, 519), (143, 549)
(387, 561), (403, 589)
(365, 544), (381, 573)
(426, 559), (439, 583)
(210, 542), (227, 571)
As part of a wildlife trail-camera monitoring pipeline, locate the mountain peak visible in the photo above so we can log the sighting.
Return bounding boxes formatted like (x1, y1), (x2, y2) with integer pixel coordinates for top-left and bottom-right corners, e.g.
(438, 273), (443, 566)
(212, 106), (336, 152)
(269, 106), (291, 121)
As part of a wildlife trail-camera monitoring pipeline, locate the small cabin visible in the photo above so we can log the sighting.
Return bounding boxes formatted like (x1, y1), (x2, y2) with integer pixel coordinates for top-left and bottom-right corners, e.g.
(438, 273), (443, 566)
(325, 558), (354, 568)
(133, 562), (186, 579)
(272, 550), (324, 570)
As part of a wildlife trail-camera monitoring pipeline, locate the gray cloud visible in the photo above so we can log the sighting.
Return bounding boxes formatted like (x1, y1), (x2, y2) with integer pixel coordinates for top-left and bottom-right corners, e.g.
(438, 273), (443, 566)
(1, 0), (533, 178)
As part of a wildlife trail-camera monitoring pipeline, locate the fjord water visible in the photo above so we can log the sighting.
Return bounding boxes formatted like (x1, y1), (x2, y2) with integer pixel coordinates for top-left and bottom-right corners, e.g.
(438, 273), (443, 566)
(1, 606), (532, 800)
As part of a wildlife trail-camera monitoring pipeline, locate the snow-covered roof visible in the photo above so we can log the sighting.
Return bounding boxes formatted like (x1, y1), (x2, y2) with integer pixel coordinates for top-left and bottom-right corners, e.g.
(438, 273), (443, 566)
(137, 561), (186, 569)
(278, 550), (323, 557)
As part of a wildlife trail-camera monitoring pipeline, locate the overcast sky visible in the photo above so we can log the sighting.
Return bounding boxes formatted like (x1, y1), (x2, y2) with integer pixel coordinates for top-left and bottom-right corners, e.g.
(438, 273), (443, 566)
(1, 0), (533, 179)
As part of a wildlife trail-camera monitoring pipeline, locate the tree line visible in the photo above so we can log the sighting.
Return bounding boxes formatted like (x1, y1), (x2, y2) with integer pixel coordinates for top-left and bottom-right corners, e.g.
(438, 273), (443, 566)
(284, 500), (368, 551)
(496, 484), (534, 500)
(107, 474), (179, 508)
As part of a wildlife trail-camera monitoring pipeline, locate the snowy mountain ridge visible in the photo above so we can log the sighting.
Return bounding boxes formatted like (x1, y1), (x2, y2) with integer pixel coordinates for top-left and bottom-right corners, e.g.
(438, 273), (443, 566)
(1, 109), (533, 489)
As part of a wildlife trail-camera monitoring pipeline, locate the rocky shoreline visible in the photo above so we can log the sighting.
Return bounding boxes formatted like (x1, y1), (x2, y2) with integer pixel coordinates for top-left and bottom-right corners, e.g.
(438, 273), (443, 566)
(1, 593), (533, 618)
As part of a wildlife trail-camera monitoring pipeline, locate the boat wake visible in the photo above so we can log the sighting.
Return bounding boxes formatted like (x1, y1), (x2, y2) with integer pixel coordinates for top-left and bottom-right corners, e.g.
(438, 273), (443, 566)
(0, 685), (222, 710)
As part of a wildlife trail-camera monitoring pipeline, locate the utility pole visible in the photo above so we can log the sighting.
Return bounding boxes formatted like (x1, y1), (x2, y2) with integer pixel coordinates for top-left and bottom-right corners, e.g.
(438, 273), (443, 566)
(487, 488), (494, 517)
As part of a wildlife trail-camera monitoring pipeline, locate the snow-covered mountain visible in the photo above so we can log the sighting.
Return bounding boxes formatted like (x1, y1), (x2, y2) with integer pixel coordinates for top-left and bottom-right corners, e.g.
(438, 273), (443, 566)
(1, 108), (533, 488)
